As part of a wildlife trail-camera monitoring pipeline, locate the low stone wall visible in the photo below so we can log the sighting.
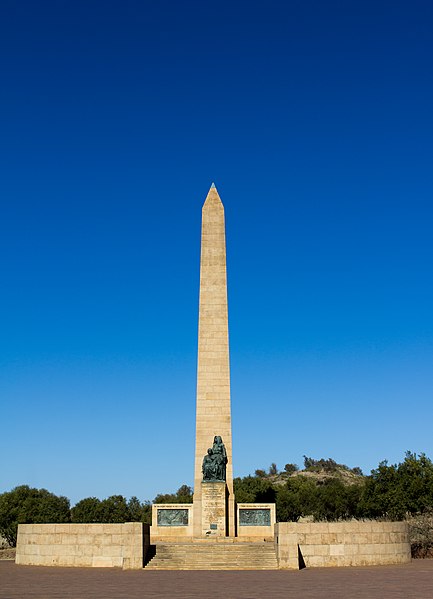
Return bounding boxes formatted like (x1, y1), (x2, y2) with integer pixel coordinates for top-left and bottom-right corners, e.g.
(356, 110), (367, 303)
(275, 521), (411, 569)
(16, 522), (148, 569)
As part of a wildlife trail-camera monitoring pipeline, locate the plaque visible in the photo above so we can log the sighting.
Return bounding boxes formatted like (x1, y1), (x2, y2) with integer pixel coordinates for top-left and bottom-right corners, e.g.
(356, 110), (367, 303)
(239, 508), (271, 526)
(157, 508), (189, 526)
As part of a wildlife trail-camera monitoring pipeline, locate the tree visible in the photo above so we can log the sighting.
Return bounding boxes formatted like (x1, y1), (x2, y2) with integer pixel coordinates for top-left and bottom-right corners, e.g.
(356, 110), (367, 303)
(269, 463), (278, 476)
(254, 469), (266, 478)
(126, 496), (152, 523)
(141, 501), (152, 524)
(397, 452), (433, 513)
(303, 456), (317, 471)
(175, 485), (193, 502)
(280, 476), (319, 521)
(154, 484), (193, 504)
(303, 456), (351, 473)
(313, 478), (363, 521)
(234, 476), (276, 504)
(99, 495), (131, 523)
(71, 497), (102, 523)
(284, 463), (299, 475)
(321, 458), (338, 473)
(71, 495), (152, 524)
(276, 488), (303, 522)
(127, 496), (143, 521)
(0, 486), (70, 547)
(360, 452), (433, 520)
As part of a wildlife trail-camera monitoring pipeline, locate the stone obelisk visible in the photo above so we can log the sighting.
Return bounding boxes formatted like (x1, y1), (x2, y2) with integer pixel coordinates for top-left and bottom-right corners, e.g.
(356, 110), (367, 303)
(193, 184), (235, 537)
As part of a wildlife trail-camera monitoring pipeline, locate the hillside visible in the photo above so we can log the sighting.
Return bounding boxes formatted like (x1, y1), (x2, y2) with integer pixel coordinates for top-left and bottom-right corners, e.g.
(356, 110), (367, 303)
(269, 468), (365, 487)
(254, 458), (365, 487)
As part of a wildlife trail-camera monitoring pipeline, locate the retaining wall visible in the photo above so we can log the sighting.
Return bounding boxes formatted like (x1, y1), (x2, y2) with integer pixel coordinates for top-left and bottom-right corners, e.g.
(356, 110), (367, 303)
(15, 520), (411, 570)
(275, 521), (411, 569)
(16, 522), (148, 569)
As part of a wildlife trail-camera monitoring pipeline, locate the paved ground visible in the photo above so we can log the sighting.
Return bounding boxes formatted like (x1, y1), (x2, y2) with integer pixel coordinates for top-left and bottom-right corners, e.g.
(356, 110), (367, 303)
(1, 560), (433, 599)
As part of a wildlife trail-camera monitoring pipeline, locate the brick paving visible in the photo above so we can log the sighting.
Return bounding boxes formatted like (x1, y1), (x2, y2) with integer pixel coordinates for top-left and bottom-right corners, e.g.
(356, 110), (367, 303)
(1, 560), (433, 599)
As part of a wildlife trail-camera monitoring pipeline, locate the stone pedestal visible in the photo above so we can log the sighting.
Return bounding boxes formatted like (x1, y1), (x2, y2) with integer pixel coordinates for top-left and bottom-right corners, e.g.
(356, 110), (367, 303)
(201, 482), (226, 537)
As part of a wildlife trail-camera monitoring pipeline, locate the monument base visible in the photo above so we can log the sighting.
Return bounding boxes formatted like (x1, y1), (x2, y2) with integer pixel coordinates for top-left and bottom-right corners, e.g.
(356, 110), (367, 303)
(201, 481), (226, 537)
(150, 503), (193, 540)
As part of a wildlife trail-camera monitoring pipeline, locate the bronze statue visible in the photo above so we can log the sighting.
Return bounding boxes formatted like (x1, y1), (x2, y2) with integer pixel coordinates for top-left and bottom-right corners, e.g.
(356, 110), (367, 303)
(202, 436), (227, 482)
(202, 448), (216, 480)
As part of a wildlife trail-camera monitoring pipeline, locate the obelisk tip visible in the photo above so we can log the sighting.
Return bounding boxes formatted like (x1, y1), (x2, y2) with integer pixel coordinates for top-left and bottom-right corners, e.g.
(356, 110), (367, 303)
(203, 182), (223, 208)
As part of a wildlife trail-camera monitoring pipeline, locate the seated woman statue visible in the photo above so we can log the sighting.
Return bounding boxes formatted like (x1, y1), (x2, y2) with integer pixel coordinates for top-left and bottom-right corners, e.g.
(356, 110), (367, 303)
(202, 448), (216, 481)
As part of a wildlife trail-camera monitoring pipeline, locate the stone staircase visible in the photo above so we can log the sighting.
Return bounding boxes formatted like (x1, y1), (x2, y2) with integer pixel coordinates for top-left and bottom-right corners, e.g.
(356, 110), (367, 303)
(144, 541), (278, 570)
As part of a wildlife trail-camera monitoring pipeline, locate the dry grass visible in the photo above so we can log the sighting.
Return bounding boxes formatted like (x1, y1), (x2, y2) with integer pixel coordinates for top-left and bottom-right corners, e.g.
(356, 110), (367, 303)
(407, 510), (433, 558)
(0, 547), (16, 560)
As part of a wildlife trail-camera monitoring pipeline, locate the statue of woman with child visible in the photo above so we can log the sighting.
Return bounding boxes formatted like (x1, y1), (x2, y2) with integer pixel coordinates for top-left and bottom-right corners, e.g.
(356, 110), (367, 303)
(202, 435), (227, 482)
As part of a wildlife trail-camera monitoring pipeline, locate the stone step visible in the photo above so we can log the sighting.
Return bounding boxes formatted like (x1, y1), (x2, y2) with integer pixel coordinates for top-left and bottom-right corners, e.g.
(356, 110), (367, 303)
(145, 542), (278, 570)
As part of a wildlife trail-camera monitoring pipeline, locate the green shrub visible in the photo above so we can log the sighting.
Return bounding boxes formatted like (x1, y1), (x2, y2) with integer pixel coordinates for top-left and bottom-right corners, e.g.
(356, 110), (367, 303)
(284, 463), (299, 475)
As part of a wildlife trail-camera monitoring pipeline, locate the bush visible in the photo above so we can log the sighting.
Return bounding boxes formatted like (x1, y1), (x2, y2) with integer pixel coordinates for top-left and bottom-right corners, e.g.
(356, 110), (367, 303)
(254, 469), (266, 478)
(303, 456), (317, 471)
(0, 486), (70, 547)
(284, 463), (299, 475)
(407, 509), (433, 558)
(269, 463), (278, 476)
(303, 456), (343, 473)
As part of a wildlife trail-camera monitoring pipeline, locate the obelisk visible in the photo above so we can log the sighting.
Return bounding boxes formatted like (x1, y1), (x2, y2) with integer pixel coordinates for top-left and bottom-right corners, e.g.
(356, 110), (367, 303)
(193, 184), (235, 537)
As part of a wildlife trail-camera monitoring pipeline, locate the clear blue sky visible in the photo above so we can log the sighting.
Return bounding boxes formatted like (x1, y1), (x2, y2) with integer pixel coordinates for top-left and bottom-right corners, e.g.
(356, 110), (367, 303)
(1, 0), (432, 505)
